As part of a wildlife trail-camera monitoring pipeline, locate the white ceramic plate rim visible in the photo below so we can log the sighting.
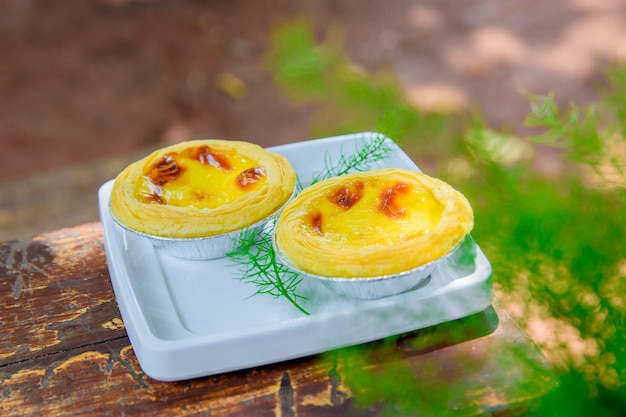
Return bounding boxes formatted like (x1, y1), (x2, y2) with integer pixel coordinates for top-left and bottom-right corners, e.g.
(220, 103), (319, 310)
(98, 132), (493, 381)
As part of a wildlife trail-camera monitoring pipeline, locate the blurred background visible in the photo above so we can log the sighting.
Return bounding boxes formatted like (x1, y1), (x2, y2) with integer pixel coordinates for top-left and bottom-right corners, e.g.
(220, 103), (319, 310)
(1, 0), (625, 240)
(3, 1), (626, 414)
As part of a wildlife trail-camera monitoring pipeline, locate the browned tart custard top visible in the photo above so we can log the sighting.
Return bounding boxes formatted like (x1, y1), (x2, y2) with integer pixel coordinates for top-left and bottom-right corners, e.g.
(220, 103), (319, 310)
(110, 140), (296, 238)
(138, 144), (266, 207)
(274, 168), (474, 278)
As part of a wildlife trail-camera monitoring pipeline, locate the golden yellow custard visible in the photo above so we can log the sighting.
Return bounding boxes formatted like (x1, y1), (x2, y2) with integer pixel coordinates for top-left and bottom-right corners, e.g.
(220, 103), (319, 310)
(110, 140), (296, 238)
(274, 168), (473, 278)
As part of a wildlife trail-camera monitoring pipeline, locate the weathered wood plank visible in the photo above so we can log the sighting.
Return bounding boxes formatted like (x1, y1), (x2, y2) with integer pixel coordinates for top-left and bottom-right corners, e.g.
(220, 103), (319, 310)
(0, 307), (553, 416)
(0, 223), (125, 365)
(0, 223), (556, 416)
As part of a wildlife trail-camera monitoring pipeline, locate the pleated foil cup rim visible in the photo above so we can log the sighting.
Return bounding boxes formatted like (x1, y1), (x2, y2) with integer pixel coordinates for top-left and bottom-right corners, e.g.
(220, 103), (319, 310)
(108, 190), (295, 260)
(273, 237), (462, 299)
(274, 237), (461, 281)
(109, 206), (280, 244)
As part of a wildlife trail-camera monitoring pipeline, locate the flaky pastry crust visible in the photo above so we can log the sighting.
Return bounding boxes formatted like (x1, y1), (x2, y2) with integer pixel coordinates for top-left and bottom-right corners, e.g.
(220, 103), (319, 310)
(110, 139), (296, 238)
(274, 168), (474, 278)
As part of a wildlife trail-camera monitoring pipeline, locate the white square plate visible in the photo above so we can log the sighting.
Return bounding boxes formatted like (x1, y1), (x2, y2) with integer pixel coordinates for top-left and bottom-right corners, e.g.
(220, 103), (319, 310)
(98, 132), (493, 381)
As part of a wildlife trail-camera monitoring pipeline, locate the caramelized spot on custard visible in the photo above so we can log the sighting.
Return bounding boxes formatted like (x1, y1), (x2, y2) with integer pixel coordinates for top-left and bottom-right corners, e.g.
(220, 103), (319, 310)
(148, 155), (182, 186)
(184, 145), (232, 170)
(329, 180), (365, 209)
(146, 191), (165, 204)
(309, 211), (324, 235)
(236, 167), (265, 188)
(379, 182), (410, 218)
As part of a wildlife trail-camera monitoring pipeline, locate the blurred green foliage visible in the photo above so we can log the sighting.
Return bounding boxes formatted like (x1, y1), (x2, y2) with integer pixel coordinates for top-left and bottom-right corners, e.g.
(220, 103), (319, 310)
(266, 17), (464, 159)
(266, 18), (626, 416)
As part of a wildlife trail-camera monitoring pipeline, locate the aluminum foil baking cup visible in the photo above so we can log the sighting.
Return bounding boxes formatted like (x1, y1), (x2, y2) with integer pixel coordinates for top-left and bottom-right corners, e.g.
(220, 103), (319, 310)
(273, 239), (461, 300)
(110, 206), (285, 261)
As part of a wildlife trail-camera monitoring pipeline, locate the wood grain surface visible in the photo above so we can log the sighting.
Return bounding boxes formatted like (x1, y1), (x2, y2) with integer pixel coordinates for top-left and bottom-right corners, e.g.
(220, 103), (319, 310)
(0, 223), (556, 416)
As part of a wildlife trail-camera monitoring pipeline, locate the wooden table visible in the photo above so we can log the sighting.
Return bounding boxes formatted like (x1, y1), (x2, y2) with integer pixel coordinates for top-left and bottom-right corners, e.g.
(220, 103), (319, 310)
(1, 222), (555, 416)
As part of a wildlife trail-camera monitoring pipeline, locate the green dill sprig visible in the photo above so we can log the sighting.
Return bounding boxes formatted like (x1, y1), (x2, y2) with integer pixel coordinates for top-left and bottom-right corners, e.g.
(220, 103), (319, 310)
(227, 222), (310, 315)
(310, 132), (393, 185)
(228, 134), (393, 314)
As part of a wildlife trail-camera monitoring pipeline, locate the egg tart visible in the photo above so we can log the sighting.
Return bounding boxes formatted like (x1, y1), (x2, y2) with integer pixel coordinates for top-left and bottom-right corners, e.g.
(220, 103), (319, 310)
(274, 168), (473, 278)
(110, 139), (296, 239)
